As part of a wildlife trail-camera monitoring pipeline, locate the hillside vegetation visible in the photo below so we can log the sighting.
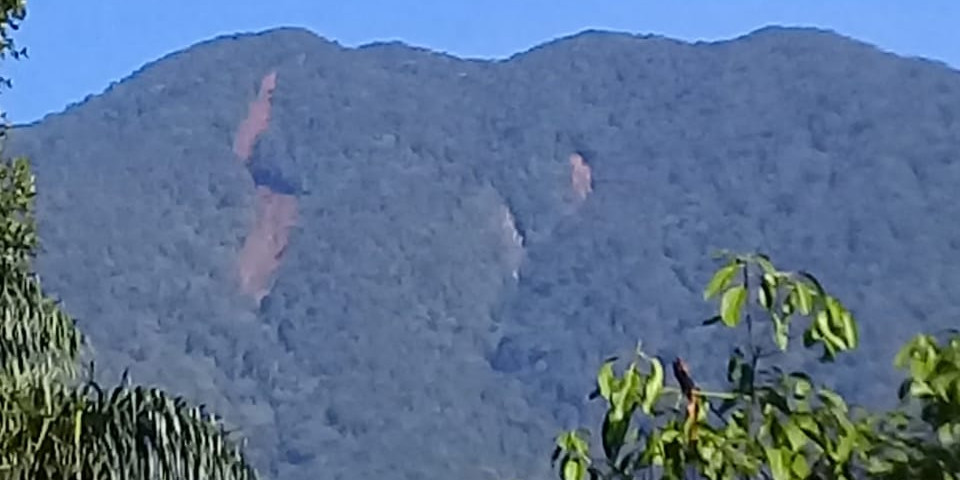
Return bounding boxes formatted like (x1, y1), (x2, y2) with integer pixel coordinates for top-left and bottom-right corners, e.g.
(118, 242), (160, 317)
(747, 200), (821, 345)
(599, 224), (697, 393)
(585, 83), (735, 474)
(9, 26), (960, 480)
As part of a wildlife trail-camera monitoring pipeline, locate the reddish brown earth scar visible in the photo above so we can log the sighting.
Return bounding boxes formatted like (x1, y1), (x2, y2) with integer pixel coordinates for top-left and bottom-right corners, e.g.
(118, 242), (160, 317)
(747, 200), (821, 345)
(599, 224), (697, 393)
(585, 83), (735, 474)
(232, 71), (299, 303)
(569, 152), (593, 203)
(233, 71), (277, 161)
(238, 187), (298, 302)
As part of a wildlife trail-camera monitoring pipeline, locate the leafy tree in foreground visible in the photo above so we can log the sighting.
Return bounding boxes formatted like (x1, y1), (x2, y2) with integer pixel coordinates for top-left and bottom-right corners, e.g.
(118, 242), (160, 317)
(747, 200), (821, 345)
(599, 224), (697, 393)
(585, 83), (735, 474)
(0, 2), (258, 478)
(553, 252), (960, 480)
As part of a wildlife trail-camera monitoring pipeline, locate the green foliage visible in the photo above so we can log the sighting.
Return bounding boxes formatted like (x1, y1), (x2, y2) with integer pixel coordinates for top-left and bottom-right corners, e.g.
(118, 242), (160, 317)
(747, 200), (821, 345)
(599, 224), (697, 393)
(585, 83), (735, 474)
(9, 20), (960, 480)
(0, 158), (82, 386)
(0, 0), (25, 59)
(553, 252), (960, 480)
(863, 333), (960, 478)
(0, 378), (257, 479)
(0, 0), (25, 135)
(0, 161), (261, 479)
(0, 157), (259, 479)
(0, 5), (258, 477)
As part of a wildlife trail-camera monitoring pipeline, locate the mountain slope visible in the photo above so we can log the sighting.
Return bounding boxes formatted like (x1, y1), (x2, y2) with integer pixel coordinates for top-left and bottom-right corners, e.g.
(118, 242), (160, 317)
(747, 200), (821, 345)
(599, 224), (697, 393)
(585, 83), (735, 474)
(9, 26), (960, 480)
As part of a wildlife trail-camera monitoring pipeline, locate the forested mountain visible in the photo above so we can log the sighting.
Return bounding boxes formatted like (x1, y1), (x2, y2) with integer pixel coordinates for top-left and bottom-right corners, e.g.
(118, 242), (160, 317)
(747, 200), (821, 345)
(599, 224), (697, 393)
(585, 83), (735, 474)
(8, 26), (960, 480)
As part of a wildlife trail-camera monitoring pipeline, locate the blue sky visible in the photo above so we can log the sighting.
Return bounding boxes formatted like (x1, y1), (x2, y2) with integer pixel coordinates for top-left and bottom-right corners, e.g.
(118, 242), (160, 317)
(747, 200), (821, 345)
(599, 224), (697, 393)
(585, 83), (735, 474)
(3, 1), (958, 124)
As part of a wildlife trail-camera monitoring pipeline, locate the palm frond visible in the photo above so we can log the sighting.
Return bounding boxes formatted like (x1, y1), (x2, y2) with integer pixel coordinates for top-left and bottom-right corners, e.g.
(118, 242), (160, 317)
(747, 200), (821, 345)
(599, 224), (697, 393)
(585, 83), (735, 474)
(0, 158), (255, 478)
(0, 157), (83, 383)
(0, 379), (258, 479)
(0, 266), (83, 384)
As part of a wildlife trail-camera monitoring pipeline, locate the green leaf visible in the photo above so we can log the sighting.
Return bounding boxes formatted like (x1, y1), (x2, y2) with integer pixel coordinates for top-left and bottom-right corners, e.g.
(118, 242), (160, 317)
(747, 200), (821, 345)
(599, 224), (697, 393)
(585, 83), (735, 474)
(838, 309), (858, 350)
(783, 419), (807, 450)
(795, 414), (820, 438)
(558, 430), (591, 458)
(798, 271), (826, 297)
(894, 342), (916, 370)
(824, 297), (856, 350)
(562, 458), (585, 480)
(754, 254), (777, 275)
(611, 366), (639, 421)
(597, 361), (616, 401)
(660, 429), (680, 443)
(790, 373), (812, 399)
(793, 282), (814, 315)
(759, 273), (776, 310)
(835, 432), (856, 463)
(773, 315), (789, 351)
(818, 389), (848, 413)
(791, 453), (810, 478)
(908, 380), (934, 397)
(704, 263), (739, 300)
(764, 446), (789, 480)
(815, 310), (846, 356)
(937, 423), (957, 447)
(642, 358), (664, 414)
(601, 413), (628, 462)
(931, 371), (960, 399)
(720, 286), (747, 327)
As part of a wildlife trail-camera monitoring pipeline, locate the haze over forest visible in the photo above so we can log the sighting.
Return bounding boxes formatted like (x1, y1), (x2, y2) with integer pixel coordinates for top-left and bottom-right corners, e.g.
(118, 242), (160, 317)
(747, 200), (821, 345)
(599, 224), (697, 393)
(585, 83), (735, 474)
(9, 25), (960, 480)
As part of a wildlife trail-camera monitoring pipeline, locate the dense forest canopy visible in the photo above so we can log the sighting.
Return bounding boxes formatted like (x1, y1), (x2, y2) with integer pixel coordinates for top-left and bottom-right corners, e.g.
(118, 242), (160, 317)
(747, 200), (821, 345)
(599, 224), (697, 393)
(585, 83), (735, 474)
(8, 25), (960, 480)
